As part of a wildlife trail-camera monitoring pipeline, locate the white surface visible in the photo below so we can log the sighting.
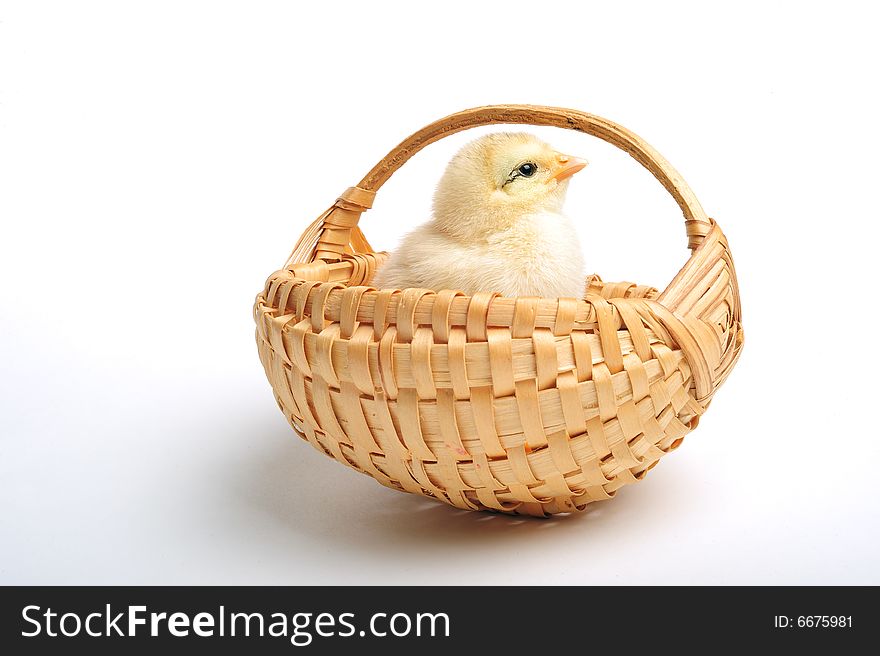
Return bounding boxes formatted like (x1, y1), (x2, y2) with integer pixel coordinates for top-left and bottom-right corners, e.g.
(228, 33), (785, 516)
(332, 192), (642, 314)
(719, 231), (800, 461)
(2, 1), (879, 585)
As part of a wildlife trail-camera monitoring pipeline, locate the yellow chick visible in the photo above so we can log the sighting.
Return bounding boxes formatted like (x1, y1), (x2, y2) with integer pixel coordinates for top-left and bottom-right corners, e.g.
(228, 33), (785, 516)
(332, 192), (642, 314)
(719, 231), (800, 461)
(371, 132), (588, 297)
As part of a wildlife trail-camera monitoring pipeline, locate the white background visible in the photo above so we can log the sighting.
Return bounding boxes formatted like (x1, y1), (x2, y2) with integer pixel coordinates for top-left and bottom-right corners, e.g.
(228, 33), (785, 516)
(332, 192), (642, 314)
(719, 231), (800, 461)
(2, 1), (878, 585)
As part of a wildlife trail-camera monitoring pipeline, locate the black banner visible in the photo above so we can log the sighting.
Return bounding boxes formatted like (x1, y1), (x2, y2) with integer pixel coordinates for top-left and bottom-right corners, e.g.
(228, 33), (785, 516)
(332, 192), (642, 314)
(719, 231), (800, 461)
(0, 586), (871, 654)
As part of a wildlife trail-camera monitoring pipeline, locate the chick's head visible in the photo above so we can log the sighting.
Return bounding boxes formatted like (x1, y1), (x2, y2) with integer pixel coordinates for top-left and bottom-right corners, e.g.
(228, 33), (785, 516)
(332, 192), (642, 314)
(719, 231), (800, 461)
(432, 132), (587, 239)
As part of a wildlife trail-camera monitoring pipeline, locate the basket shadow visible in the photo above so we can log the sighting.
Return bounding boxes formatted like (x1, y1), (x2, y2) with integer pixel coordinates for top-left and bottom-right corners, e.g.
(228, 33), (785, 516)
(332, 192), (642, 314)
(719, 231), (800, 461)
(230, 417), (675, 553)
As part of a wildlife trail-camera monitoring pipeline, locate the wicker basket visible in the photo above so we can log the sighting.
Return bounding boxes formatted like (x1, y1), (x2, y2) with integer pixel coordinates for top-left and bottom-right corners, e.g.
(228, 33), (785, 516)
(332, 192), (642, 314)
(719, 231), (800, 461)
(254, 105), (743, 516)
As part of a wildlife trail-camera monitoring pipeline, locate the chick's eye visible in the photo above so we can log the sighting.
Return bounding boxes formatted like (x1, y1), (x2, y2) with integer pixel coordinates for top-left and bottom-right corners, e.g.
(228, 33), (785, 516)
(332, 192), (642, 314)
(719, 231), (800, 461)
(518, 163), (537, 177)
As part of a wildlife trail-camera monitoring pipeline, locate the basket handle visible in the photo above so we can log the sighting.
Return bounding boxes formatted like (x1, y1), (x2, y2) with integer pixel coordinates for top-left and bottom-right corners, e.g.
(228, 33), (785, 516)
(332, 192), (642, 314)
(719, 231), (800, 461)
(295, 104), (711, 263)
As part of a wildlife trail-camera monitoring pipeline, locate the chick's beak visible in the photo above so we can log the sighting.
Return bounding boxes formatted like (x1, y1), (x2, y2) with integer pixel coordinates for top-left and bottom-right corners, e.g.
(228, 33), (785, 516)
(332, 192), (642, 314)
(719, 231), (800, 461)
(548, 153), (588, 183)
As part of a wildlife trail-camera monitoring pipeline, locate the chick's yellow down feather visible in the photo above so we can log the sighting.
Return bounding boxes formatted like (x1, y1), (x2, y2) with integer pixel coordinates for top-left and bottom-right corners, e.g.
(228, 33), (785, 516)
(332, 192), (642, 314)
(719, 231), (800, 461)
(371, 132), (588, 298)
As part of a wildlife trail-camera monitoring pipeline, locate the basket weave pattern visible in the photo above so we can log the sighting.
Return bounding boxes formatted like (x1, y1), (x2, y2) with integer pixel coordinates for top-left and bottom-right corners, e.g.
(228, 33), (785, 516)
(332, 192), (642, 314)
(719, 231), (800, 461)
(254, 106), (743, 516)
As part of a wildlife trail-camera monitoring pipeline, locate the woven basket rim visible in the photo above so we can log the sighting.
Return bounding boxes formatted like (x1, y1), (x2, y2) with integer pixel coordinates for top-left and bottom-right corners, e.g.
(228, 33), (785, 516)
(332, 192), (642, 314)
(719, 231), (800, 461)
(268, 217), (724, 314)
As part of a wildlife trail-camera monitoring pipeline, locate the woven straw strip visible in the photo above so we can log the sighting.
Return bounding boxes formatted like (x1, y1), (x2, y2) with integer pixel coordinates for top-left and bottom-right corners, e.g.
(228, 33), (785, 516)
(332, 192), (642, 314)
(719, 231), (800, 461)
(447, 327), (470, 399)
(471, 386), (506, 458)
(487, 328), (515, 398)
(431, 289), (463, 343)
(397, 388), (435, 461)
(271, 282), (604, 332)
